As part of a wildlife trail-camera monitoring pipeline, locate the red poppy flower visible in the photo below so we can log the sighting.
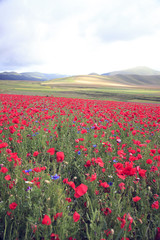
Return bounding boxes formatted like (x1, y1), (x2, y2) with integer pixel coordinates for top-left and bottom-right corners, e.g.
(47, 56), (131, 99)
(0, 142), (8, 148)
(54, 212), (62, 221)
(42, 214), (51, 225)
(56, 152), (64, 162)
(33, 151), (39, 157)
(9, 202), (17, 210)
(152, 201), (159, 210)
(0, 167), (8, 173)
(133, 196), (141, 202)
(5, 175), (11, 181)
(119, 182), (125, 190)
(47, 148), (55, 155)
(73, 211), (80, 222)
(50, 233), (60, 240)
(7, 211), (12, 216)
(74, 184), (88, 198)
(146, 159), (152, 164)
(65, 198), (72, 202)
(101, 207), (112, 215)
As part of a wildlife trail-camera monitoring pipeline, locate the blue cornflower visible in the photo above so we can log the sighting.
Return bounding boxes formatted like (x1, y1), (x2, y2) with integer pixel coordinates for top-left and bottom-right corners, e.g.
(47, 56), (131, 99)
(25, 169), (32, 173)
(25, 186), (32, 191)
(93, 144), (97, 148)
(113, 159), (118, 163)
(51, 174), (60, 180)
(109, 182), (113, 186)
(78, 151), (81, 155)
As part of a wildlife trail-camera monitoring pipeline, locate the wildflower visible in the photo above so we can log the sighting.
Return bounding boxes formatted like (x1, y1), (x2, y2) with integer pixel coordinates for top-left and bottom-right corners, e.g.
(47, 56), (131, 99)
(25, 186), (32, 191)
(54, 212), (63, 221)
(74, 184), (88, 198)
(31, 224), (37, 233)
(7, 211), (12, 216)
(101, 207), (112, 216)
(50, 233), (60, 240)
(109, 182), (113, 186)
(73, 211), (80, 222)
(146, 159), (152, 164)
(0, 142), (8, 148)
(5, 175), (11, 181)
(9, 202), (17, 210)
(65, 198), (72, 202)
(56, 152), (64, 162)
(47, 148), (55, 155)
(99, 180), (109, 188)
(117, 214), (126, 229)
(90, 173), (97, 182)
(42, 214), (51, 225)
(0, 167), (8, 173)
(33, 151), (39, 157)
(152, 201), (159, 209)
(133, 196), (141, 202)
(51, 174), (60, 180)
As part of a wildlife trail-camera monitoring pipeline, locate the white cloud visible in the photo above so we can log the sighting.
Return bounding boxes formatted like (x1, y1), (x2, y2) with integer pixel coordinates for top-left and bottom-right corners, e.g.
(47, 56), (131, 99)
(0, 0), (160, 74)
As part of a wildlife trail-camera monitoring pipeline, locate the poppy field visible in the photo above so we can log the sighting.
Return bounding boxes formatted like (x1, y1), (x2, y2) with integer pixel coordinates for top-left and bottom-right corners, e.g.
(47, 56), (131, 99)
(0, 94), (160, 240)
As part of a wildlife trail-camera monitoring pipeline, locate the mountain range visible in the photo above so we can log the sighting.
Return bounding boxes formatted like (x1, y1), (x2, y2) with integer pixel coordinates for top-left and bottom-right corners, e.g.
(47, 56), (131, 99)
(0, 67), (160, 88)
(0, 71), (68, 81)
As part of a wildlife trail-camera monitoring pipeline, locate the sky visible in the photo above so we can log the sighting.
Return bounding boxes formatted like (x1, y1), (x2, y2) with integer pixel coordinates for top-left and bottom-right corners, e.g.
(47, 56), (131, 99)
(0, 0), (160, 75)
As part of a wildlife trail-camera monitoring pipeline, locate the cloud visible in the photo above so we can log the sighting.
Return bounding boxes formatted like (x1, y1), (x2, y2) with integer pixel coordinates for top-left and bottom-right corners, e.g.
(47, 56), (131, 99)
(0, 0), (160, 73)
(78, 0), (160, 42)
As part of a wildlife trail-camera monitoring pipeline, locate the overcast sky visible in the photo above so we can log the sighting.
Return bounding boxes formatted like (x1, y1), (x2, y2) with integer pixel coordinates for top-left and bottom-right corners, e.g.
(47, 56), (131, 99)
(0, 0), (160, 75)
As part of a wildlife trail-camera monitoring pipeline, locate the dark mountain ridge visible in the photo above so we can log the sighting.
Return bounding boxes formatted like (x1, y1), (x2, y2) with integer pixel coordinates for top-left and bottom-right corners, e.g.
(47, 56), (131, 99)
(0, 71), (68, 81)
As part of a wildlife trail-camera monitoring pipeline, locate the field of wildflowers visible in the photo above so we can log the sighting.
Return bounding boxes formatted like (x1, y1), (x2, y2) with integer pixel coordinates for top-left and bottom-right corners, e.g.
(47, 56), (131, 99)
(0, 94), (160, 240)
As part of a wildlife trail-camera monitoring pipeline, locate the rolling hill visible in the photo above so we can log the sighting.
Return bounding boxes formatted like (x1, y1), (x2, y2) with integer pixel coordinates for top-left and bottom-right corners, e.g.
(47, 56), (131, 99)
(102, 66), (160, 76)
(41, 73), (160, 88)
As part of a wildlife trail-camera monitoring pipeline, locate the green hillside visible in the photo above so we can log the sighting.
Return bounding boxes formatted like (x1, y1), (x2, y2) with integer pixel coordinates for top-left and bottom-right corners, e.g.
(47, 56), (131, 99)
(41, 74), (160, 88)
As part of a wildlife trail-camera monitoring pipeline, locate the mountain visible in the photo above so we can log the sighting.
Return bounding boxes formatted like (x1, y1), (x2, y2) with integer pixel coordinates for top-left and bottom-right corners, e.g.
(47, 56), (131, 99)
(102, 66), (160, 76)
(0, 71), (68, 81)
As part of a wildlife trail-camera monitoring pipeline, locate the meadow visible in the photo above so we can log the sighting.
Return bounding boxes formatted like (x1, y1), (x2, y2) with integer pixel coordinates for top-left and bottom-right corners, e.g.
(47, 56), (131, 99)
(0, 80), (160, 103)
(0, 93), (160, 240)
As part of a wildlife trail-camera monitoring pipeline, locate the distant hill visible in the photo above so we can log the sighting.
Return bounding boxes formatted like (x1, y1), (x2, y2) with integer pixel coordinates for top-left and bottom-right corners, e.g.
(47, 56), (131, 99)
(88, 73), (99, 75)
(102, 66), (160, 76)
(41, 73), (160, 88)
(0, 71), (68, 81)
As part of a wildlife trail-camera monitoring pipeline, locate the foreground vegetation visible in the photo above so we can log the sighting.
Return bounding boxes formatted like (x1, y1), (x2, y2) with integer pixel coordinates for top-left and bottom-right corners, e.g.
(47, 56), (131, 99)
(0, 94), (160, 239)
